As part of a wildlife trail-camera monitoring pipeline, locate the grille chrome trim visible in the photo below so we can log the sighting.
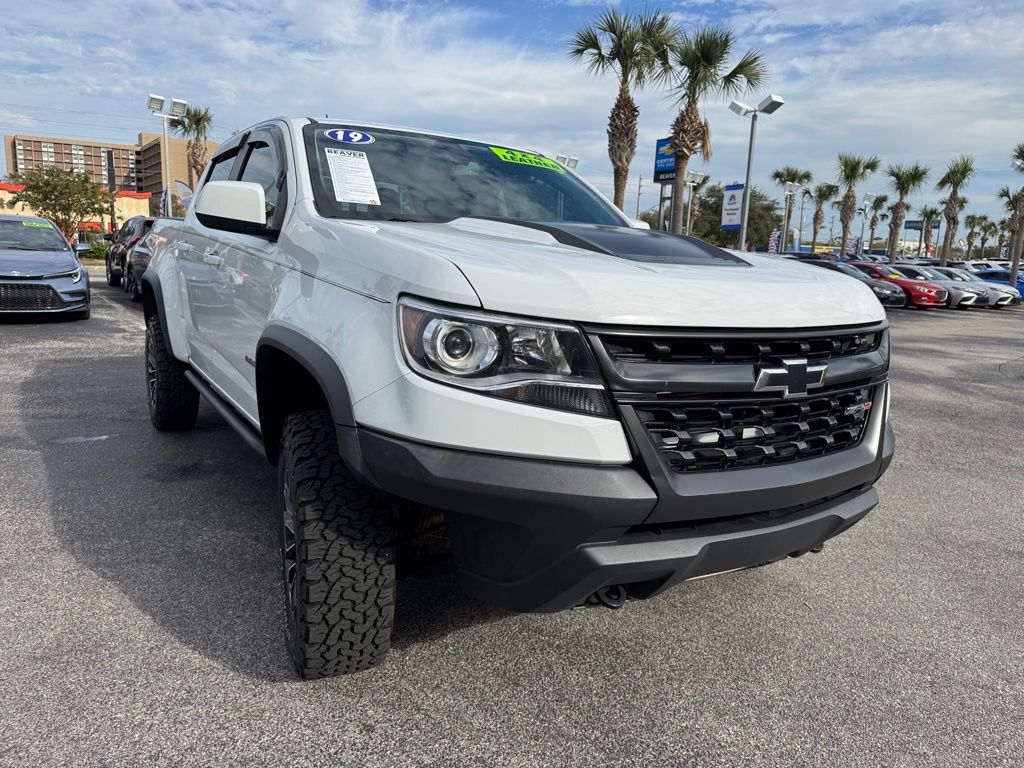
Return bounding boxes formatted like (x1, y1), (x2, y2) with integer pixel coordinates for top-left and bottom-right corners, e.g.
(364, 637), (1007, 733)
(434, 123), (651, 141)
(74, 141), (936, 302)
(633, 382), (876, 473)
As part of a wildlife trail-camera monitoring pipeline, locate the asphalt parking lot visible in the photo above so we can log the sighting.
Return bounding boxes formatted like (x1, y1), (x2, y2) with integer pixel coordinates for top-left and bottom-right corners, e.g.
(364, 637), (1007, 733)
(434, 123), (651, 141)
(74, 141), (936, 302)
(1, 268), (1023, 768)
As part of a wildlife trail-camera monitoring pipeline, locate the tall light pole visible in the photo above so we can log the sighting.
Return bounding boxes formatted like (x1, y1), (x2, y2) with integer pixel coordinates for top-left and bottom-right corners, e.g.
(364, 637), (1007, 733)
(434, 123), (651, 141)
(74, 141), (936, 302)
(858, 193), (876, 257)
(797, 189), (808, 252)
(635, 175), (644, 218)
(684, 170), (707, 235)
(147, 94), (187, 215)
(731, 95), (784, 251)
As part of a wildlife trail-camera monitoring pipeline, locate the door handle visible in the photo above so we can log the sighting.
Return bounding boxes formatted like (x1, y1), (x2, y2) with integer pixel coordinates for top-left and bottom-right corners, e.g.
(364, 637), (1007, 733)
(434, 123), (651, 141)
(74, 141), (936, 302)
(203, 249), (224, 267)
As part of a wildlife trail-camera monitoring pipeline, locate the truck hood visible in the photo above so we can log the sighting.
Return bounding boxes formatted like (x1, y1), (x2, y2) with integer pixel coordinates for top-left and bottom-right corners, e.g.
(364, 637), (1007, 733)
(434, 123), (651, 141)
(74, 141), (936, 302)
(333, 218), (886, 328)
(0, 249), (78, 278)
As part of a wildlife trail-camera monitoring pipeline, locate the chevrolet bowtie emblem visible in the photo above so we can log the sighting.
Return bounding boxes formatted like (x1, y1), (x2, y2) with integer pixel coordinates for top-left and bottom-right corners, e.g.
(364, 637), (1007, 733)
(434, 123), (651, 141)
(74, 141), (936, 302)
(753, 358), (828, 398)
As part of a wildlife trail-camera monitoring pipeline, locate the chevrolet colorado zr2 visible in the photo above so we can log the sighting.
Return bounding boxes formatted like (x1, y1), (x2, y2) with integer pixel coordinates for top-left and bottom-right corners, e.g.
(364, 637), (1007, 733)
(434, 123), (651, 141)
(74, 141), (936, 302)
(141, 119), (895, 677)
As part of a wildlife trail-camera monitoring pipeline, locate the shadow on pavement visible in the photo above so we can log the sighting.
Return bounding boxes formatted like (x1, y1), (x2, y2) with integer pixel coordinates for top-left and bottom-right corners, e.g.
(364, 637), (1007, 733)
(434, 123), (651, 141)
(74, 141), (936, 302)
(26, 352), (501, 681)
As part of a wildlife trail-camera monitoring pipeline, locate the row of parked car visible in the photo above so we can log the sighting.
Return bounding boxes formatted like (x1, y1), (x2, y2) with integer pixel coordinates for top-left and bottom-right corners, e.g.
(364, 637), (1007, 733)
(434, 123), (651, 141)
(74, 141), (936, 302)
(103, 215), (157, 301)
(794, 256), (1021, 311)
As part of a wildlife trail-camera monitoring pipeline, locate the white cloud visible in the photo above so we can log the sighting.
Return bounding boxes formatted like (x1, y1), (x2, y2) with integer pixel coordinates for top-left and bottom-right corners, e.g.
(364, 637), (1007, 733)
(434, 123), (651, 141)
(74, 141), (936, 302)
(2, 0), (1023, 224)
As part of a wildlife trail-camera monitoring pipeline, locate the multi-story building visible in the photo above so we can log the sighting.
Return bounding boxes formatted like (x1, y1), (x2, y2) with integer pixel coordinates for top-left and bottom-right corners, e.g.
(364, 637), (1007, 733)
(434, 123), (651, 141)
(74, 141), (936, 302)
(5, 135), (138, 190)
(4, 131), (220, 194)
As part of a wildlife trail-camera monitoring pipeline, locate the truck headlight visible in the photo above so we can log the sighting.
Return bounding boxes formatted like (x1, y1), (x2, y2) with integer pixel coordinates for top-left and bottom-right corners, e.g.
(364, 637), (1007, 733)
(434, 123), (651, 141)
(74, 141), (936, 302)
(398, 296), (612, 417)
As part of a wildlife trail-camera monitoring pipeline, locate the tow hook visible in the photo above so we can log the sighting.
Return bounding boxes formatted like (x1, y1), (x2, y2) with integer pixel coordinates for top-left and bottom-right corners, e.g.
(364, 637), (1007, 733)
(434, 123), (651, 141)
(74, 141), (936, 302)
(789, 542), (826, 558)
(592, 585), (628, 609)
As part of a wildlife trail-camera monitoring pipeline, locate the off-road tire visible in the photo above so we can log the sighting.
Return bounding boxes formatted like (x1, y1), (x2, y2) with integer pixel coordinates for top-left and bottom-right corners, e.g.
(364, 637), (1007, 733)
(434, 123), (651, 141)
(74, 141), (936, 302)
(145, 314), (199, 431)
(279, 410), (396, 678)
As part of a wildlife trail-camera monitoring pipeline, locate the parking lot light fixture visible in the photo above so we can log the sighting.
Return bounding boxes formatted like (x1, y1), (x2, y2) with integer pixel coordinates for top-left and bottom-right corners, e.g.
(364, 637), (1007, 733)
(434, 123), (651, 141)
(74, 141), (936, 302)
(684, 170), (708, 235)
(859, 194), (877, 256)
(733, 95), (785, 251)
(148, 94), (188, 216)
(780, 181), (801, 253)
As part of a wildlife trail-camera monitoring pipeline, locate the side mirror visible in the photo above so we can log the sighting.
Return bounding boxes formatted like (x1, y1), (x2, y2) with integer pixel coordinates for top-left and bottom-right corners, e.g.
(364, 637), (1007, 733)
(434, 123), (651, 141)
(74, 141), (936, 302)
(629, 218), (651, 230)
(102, 232), (113, 241)
(194, 181), (269, 236)
(75, 243), (92, 255)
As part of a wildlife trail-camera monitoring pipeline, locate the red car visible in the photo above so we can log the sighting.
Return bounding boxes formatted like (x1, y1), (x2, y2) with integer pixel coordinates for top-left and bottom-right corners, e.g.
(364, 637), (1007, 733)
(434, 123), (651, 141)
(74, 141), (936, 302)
(849, 262), (948, 308)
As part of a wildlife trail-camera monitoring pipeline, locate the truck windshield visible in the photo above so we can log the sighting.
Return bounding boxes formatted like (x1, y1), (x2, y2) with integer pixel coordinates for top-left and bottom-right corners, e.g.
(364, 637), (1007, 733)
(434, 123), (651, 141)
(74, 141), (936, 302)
(303, 124), (624, 226)
(0, 219), (69, 252)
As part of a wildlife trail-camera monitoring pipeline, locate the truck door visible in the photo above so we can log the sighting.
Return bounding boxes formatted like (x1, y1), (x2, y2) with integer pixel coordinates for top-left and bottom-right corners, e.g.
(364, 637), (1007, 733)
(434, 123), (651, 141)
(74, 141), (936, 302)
(190, 126), (290, 421)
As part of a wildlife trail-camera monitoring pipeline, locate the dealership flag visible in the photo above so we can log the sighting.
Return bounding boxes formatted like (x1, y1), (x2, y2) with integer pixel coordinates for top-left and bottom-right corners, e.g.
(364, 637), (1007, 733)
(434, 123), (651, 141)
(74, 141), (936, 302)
(767, 229), (782, 253)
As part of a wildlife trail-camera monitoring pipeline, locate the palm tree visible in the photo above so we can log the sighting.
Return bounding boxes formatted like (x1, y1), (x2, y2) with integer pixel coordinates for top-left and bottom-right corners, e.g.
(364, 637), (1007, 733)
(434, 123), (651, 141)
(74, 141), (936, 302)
(999, 185), (1024, 286)
(979, 219), (998, 259)
(917, 204), (942, 257)
(884, 163), (929, 262)
(665, 27), (766, 233)
(865, 194), (888, 251)
(935, 155), (975, 265)
(808, 183), (839, 251)
(963, 213), (984, 260)
(570, 9), (677, 210)
(836, 154), (880, 257)
(1008, 141), (1024, 286)
(996, 219), (1009, 258)
(168, 105), (215, 189)
(770, 167), (812, 251)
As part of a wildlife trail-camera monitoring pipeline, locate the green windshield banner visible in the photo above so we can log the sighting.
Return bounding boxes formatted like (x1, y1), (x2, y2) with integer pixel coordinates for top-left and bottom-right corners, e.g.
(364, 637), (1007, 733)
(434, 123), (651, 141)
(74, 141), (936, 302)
(489, 147), (565, 173)
(22, 220), (53, 228)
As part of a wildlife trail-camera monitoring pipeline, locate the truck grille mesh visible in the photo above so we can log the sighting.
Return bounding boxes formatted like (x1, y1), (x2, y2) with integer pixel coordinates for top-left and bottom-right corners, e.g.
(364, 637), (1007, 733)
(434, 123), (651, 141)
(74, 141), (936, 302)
(601, 330), (881, 365)
(635, 384), (875, 473)
(0, 283), (65, 311)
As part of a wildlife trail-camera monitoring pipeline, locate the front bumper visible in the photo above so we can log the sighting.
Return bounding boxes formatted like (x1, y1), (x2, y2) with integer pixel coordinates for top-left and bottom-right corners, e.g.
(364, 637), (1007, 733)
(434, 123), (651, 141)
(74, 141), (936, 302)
(0, 275), (90, 313)
(353, 397), (894, 612)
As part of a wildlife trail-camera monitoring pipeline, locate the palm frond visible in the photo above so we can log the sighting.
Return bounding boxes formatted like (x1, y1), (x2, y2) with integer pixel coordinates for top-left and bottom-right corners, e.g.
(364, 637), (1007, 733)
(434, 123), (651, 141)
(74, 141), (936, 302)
(935, 154), (975, 192)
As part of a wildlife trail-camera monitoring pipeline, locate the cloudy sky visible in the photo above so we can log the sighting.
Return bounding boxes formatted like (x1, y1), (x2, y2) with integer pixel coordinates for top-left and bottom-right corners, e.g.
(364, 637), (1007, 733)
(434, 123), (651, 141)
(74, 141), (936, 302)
(3, 0), (1023, 235)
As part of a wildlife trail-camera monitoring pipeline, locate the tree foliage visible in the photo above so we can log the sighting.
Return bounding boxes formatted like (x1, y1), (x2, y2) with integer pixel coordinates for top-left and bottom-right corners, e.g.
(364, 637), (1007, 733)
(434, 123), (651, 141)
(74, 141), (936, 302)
(688, 183), (780, 250)
(935, 154), (975, 264)
(665, 27), (765, 233)
(8, 167), (106, 238)
(569, 9), (677, 210)
(169, 105), (216, 188)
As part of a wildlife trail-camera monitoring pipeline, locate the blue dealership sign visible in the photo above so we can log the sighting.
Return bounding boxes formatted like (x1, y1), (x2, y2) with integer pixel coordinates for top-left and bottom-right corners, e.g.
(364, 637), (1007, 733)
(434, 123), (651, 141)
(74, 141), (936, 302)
(653, 138), (674, 182)
(904, 219), (940, 231)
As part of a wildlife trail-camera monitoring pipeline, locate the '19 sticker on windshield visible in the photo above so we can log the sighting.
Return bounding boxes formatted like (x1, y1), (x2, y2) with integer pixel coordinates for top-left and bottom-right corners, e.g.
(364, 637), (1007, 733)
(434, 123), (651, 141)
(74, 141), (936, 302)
(324, 129), (375, 145)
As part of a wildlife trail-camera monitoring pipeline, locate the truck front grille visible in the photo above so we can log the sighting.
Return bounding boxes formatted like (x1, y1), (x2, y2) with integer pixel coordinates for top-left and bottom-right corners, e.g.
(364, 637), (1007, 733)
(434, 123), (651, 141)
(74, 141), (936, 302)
(0, 283), (65, 311)
(600, 329), (881, 365)
(634, 383), (875, 473)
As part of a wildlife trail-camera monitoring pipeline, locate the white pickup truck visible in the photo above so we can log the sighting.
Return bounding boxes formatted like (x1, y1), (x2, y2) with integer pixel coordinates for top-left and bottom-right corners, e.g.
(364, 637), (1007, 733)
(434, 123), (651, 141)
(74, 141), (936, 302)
(142, 118), (894, 678)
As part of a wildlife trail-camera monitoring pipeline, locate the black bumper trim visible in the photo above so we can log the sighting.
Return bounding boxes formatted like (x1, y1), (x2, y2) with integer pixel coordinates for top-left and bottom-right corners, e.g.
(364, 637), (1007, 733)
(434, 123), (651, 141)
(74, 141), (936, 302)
(461, 486), (877, 612)
(357, 428), (886, 614)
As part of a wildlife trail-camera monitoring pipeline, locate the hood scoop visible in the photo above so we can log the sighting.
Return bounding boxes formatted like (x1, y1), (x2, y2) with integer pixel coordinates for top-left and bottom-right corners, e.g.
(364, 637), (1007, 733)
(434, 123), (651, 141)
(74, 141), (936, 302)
(470, 219), (751, 267)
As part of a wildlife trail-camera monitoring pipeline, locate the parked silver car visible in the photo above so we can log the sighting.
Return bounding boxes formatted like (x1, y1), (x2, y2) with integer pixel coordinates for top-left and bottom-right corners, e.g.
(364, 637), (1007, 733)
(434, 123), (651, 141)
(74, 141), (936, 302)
(930, 266), (1018, 308)
(895, 263), (988, 308)
(0, 214), (91, 319)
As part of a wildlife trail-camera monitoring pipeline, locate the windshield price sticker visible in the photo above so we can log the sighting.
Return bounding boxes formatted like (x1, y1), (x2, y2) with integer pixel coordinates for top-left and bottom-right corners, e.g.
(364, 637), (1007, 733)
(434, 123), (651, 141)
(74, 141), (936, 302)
(324, 129), (375, 145)
(489, 147), (565, 173)
(22, 220), (53, 228)
(325, 148), (380, 206)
